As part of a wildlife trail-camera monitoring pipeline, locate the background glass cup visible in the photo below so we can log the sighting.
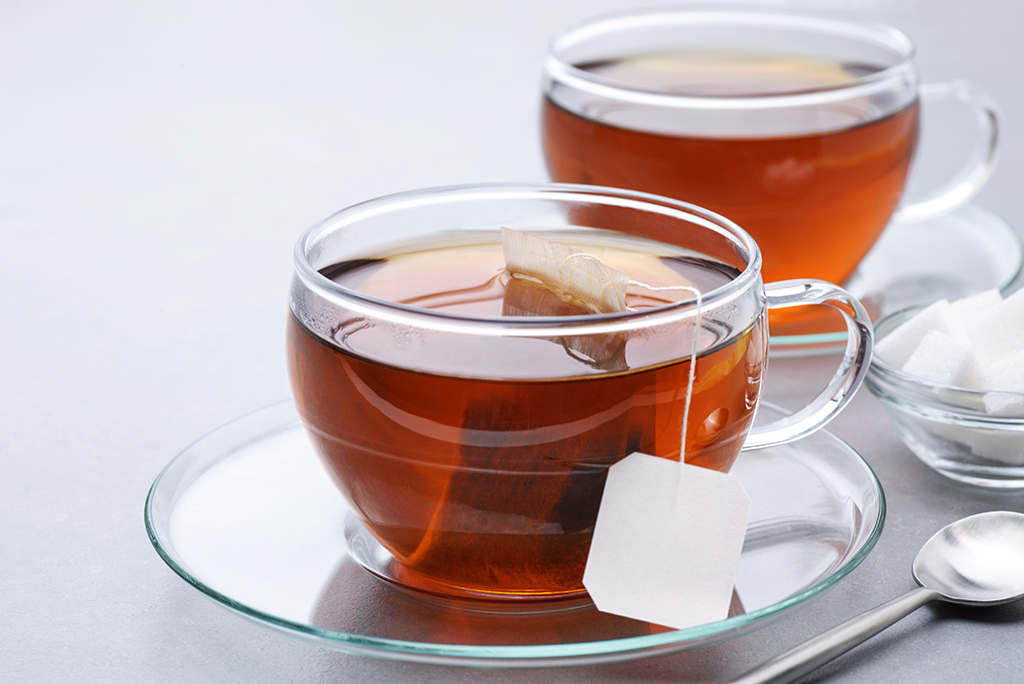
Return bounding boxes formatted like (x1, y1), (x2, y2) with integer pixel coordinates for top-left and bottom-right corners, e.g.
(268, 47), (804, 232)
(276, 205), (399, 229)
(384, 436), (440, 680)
(287, 183), (872, 600)
(542, 10), (999, 287)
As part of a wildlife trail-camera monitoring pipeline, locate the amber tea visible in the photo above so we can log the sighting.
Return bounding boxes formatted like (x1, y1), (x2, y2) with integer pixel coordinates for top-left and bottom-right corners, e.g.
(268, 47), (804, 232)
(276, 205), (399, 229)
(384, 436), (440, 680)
(543, 50), (919, 285)
(288, 232), (768, 598)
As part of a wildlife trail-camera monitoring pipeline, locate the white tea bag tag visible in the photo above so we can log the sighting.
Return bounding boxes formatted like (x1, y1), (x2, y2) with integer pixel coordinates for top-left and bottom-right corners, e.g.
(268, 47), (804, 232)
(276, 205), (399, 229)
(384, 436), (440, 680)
(583, 452), (751, 630)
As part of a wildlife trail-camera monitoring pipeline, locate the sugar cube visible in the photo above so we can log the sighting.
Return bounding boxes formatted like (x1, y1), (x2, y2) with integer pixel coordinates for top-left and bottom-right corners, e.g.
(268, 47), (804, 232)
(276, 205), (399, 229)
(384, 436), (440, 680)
(975, 349), (1024, 415)
(875, 300), (965, 368)
(982, 392), (1024, 416)
(931, 422), (1024, 464)
(948, 288), (1003, 329)
(901, 329), (980, 387)
(978, 348), (1024, 392)
(965, 287), (1024, 364)
(883, 288), (1024, 448)
(967, 432), (1024, 465)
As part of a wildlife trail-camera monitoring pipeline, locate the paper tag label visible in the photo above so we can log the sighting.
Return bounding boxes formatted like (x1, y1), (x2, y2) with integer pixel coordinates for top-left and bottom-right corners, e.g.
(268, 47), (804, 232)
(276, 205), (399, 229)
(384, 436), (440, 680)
(583, 452), (751, 630)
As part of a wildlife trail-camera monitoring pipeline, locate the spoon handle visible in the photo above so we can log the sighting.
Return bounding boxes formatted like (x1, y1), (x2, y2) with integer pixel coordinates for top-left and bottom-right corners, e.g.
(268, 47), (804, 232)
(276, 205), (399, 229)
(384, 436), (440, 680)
(728, 586), (938, 684)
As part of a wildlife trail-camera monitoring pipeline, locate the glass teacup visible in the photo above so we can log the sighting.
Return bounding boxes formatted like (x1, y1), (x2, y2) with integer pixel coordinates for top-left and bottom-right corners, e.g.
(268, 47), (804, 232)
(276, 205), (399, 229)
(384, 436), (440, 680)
(542, 10), (999, 287)
(287, 183), (872, 599)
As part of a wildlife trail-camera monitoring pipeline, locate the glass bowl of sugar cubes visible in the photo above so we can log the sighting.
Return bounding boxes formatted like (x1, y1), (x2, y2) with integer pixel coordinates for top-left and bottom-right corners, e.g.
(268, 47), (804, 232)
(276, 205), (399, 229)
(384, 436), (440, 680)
(867, 288), (1024, 488)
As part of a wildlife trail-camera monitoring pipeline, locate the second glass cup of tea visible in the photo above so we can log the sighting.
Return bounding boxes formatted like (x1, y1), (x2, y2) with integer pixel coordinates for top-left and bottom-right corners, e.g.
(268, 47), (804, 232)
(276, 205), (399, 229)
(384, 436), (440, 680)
(542, 10), (999, 287)
(288, 183), (872, 601)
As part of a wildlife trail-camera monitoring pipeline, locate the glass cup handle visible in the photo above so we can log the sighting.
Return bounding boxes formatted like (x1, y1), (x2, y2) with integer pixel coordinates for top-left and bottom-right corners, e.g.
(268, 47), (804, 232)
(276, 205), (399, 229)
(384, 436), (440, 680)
(894, 81), (1000, 223)
(743, 280), (874, 450)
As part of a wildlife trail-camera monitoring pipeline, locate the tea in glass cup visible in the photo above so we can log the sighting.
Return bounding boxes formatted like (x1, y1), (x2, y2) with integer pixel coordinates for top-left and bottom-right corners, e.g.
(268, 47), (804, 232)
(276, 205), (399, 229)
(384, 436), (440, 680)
(287, 184), (872, 599)
(542, 11), (999, 287)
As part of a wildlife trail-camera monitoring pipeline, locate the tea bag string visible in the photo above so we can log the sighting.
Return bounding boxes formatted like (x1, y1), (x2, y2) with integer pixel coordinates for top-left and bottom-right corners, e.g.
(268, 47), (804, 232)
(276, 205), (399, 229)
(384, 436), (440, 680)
(635, 282), (702, 470)
(558, 253), (703, 467)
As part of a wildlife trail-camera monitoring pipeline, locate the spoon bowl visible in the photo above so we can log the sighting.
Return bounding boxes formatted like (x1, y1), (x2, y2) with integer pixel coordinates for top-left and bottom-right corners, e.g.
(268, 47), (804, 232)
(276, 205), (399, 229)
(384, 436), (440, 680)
(914, 511), (1024, 606)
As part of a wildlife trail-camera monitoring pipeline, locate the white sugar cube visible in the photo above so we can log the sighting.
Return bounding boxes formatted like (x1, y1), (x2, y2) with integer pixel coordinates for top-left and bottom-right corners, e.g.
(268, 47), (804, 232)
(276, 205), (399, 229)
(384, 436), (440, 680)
(875, 300), (965, 368)
(967, 432), (1024, 465)
(977, 348), (1024, 416)
(966, 287), (1024, 364)
(982, 392), (1024, 416)
(948, 288), (1003, 328)
(876, 289), (1024, 419)
(901, 329), (981, 388)
(979, 348), (1024, 392)
(931, 422), (1024, 464)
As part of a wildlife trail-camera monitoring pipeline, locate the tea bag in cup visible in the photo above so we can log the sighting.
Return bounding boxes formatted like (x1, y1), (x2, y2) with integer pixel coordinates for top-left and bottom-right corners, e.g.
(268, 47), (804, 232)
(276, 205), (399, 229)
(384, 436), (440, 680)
(498, 229), (752, 627)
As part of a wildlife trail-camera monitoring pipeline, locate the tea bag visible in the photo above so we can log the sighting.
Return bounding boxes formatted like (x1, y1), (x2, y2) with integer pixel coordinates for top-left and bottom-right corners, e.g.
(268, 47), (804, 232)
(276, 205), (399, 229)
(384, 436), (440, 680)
(404, 389), (648, 594)
(501, 227), (634, 371)
(501, 274), (599, 319)
(501, 227), (629, 314)
(568, 244), (753, 630)
(502, 276), (629, 372)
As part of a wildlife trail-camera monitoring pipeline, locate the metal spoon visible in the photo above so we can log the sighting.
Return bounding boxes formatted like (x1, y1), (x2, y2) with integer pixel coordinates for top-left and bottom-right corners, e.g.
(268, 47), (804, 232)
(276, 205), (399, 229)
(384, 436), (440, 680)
(730, 510), (1024, 684)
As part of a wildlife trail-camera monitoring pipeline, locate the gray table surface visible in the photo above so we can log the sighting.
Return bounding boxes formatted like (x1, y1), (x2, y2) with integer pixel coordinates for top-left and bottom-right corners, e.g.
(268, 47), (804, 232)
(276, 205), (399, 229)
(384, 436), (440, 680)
(4, 1), (1023, 682)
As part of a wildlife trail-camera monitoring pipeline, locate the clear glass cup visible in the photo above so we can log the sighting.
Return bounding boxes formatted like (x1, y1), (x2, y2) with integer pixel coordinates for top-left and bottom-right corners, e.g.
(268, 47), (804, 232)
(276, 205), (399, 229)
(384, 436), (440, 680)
(542, 10), (999, 287)
(287, 183), (872, 599)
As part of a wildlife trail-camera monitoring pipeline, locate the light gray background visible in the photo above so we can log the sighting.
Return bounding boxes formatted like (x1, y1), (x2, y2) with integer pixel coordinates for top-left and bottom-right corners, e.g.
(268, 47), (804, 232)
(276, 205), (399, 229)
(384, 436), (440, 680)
(3, 1), (1023, 682)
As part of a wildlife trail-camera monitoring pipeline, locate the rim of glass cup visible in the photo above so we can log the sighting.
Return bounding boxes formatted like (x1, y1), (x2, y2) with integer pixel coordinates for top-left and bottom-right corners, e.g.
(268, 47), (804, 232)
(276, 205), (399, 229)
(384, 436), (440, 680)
(544, 9), (916, 111)
(292, 183), (763, 338)
(870, 308), (1024, 421)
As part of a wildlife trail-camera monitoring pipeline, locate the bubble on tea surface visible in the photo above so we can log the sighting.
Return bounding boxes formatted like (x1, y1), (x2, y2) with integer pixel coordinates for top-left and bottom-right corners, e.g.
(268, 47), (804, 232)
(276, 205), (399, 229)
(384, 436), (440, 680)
(501, 227), (629, 314)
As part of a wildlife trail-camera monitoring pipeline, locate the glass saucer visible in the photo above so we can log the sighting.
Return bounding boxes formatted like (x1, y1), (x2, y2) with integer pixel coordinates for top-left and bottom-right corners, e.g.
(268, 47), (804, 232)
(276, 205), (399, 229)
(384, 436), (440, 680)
(145, 401), (885, 668)
(769, 203), (1023, 356)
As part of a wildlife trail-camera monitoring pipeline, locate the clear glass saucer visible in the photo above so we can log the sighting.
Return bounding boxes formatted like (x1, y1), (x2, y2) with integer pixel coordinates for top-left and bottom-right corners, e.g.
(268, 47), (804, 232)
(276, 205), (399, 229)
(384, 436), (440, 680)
(145, 401), (885, 668)
(769, 203), (1023, 356)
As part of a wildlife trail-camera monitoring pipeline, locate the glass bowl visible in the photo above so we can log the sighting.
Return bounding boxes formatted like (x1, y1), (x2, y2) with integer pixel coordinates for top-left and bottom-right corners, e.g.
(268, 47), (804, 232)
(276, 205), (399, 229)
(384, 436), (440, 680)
(867, 309), (1024, 488)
